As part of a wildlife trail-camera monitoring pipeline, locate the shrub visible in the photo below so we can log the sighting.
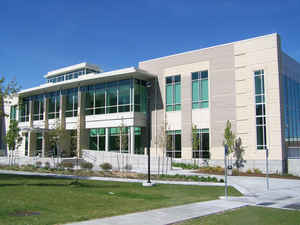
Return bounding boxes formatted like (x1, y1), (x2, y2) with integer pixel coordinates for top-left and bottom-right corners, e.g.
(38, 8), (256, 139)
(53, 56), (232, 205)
(44, 162), (50, 169)
(36, 161), (42, 168)
(246, 169), (252, 174)
(62, 161), (74, 169)
(80, 162), (93, 170)
(253, 168), (262, 174)
(100, 163), (112, 171)
(172, 162), (199, 170)
(124, 164), (132, 171)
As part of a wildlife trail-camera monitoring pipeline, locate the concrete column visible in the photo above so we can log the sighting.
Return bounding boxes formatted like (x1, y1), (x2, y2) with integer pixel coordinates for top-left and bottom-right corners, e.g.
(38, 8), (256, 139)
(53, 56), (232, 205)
(76, 89), (87, 158)
(105, 127), (109, 152)
(42, 96), (48, 157)
(29, 100), (33, 127)
(29, 131), (36, 157)
(60, 93), (65, 128)
(130, 126), (135, 154)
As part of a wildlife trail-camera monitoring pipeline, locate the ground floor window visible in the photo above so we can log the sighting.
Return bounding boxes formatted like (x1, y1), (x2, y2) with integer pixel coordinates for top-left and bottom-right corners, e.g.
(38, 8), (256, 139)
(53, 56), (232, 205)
(109, 127), (129, 153)
(36, 133), (43, 156)
(25, 133), (28, 156)
(134, 127), (144, 154)
(192, 128), (209, 159)
(89, 128), (105, 151)
(166, 130), (181, 158)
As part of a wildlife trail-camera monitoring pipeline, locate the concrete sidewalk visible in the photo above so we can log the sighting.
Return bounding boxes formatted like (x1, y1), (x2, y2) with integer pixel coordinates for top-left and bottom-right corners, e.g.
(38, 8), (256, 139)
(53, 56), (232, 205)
(65, 200), (248, 225)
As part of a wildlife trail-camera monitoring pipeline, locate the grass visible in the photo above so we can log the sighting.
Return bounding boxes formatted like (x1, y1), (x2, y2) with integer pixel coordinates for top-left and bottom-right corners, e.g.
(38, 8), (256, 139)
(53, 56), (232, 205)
(0, 174), (241, 225)
(176, 206), (300, 225)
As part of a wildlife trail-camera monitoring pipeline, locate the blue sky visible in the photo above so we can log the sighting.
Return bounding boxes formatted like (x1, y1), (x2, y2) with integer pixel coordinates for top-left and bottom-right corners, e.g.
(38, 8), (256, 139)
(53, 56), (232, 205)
(1, 0), (300, 90)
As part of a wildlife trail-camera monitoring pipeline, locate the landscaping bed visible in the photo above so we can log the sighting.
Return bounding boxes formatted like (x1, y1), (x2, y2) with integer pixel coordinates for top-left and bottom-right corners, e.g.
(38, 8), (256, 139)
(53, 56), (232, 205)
(0, 174), (240, 225)
(0, 164), (224, 183)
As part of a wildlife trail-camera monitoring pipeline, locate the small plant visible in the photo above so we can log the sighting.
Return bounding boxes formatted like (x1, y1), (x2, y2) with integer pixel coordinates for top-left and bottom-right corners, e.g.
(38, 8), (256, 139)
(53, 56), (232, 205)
(253, 168), (262, 174)
(172, 162), (199, 170)
(100, 162), (112, 171)
(44, 162), (50, 169)
(80, 162), (93, 170)
(246, 169), (252, 174)
(62, 161), (74, 169)
(124, 164), (132, 171)
(36, 161), (42, 168)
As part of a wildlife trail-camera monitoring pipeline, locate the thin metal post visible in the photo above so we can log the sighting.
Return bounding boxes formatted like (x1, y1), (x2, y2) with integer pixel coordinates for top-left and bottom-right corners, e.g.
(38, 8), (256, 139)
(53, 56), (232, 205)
(224, 145), (228, 199)
(147, 83), (151, 184)
(266, 147), (269, 191)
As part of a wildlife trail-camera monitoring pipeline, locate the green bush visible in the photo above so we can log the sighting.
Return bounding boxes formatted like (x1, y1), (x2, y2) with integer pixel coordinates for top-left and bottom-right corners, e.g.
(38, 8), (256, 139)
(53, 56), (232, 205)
(100, 163), (112, 171)
(172, 162), (199, 170)
(80, 162), (93, 170)
(44, 162), (50, 169)
(253, 168), (262, 174)
(246, 169), (252, 174)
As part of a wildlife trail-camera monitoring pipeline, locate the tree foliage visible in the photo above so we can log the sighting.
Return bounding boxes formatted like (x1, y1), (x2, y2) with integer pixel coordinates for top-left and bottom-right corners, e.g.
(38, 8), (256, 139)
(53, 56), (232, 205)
(192, 124), (199, 151)
(0, 77), (20, 117)
(233, 137), (246, 172)
(223, 120), (235, 155)
(5, 120), (22, 150)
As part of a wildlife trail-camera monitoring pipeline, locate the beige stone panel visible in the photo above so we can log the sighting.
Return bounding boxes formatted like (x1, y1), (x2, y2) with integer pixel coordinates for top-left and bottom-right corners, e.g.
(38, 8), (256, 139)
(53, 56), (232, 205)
(210, 146), (224, 160)
(166, 111), (181, 130)
(234, 34), (277, 55)
(235, 67), (248, 81)
(236, 106), (249, 121)
(236, 93), (250, 107)
(181, 147), (192, 159)
(236, 120), (249, 134)
(235, 80), (250, 94)
(163, 61), (209, 76)
(235, 54), (248, 68)
(246, 48), (278, 65)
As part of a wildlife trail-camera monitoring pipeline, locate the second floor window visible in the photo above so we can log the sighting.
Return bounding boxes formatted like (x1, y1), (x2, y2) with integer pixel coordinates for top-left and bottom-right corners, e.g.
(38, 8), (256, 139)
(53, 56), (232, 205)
(166, 75), (181, 112)
(192, 70), (208, 109)
(33, 97), (44, 121)
(48, 95), (60, 119)
(10, 105), (17, 121)
(19, 100), (29, 122)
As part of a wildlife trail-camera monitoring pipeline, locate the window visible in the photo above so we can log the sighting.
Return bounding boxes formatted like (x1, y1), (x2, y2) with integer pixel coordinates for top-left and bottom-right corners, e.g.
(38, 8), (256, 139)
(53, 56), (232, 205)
(166, 75), (181, 112)
(108, 127), (129, 153)
(134, 127), (144, 154)
(83, 79), (144, 115)
(63, 88), (78, 117)
(25, 133), (28, 156)
(254, 70), (267, 149)
(33, 96), (44, 121)
(19, 100), (29, 122)
(192, 70), (208, 109)
(192, 128), (209, 158)
(166, 130), (181, 158)
(48, 95), (60, 119)
(89, 128), (106, 151)
(36, 132), (43, 156)
(10, 105), (17, 121)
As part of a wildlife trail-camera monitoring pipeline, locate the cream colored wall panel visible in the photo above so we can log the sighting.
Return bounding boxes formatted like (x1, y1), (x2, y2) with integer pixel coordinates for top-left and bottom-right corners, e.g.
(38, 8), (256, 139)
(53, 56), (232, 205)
(246, 48), (278, 65)
(166, 111), (181, 130)
(234, 34), (277, 55)
(235, 67), (247, 81)
(236, 120), (249, 134)
(236, 80), (250, 94)
(164, 61), (209, 76)
(235, 54), (248, 68)
(236, 106), (249, 121)
(236, 93), (249, 107)
(192, 108), (209, 128)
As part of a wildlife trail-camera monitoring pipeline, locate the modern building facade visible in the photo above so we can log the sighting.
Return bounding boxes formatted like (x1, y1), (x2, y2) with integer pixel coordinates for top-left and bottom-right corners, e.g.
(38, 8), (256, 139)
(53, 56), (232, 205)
(1, 33), (300, 174)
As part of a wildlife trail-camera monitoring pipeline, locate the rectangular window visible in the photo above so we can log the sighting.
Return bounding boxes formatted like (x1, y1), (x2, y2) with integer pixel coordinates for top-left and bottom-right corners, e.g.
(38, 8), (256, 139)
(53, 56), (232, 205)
(64, 88), (78, 117)
(36, 132), (43, 156)
(254, 69), (267, 149)
(25, 133), (28, 156)
(89, 128), (106, 151)
(166, 75), (181, 112)
(192, 128), (210, 158)
(192, 71), (209, 109)
(48, 95), (60, 119)
(166, 130), (181, 158)
(33, 97), (44, 121)
(19, 100), (29, 122)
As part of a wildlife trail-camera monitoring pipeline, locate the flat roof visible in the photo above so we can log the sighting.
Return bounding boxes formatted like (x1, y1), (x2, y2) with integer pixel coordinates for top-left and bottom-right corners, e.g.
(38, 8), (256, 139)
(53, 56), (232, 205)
(19, 67), (156, 97)
(45, 62), (101, 78)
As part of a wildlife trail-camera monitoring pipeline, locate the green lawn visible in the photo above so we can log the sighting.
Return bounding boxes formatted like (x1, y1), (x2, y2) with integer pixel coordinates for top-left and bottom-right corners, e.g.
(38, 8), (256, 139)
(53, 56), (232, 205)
(177, 206), (300, 225)
(0, 174), (240, 225)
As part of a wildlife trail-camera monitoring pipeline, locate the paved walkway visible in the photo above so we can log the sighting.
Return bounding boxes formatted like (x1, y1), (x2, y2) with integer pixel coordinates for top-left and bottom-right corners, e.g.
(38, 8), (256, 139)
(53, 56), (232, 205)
(64, 200), (248, 225)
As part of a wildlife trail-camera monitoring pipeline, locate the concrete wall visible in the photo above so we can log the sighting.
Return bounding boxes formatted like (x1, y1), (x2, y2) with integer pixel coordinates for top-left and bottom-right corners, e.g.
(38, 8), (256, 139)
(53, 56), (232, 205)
(288, 159), (300, 176)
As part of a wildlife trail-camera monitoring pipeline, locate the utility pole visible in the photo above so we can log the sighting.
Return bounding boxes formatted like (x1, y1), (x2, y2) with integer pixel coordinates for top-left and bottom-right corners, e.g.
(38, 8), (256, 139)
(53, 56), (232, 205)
(266, 147), (269, 191)
(224, 144), (228, 199)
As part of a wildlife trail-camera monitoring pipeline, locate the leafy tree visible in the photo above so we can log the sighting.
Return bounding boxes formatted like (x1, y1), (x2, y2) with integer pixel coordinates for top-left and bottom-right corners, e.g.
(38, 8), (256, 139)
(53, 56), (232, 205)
(223, 120), (235, 155)
(0, 77), (20, 116)
(5, 120), (23, 165)
(47, 120), (71, 158)
(192, 124), (199, 151)
(233, 137), (246, 174)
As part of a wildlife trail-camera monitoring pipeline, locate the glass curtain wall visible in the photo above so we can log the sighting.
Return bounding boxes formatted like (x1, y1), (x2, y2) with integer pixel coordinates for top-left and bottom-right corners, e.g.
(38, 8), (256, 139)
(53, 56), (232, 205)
(33, 95), (44, 121)
(192, 70), (208, 109)
(254, 70), (267, 149)
(83, 79), (146, 115)
(108, 127), (129, 153)
(166, 75), (181, 112)
(166, 130), (181, 158)
(62, 88), (78, 117)
(192, 128), (209, 158)
(47, 92), (60, 119)
(89, 128), (105, 151)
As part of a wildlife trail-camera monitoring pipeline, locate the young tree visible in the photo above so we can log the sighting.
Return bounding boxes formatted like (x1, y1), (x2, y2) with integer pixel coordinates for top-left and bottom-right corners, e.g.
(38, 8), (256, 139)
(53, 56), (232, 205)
(223, 120), (235, 154)
(0, 77), (20, 116)
(155, 121), (169, 175)
(47, 120), (71, 159)
(233, 137), (246, 174)
(5, 120), (23, 165)
(192, 124), (199, 153)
